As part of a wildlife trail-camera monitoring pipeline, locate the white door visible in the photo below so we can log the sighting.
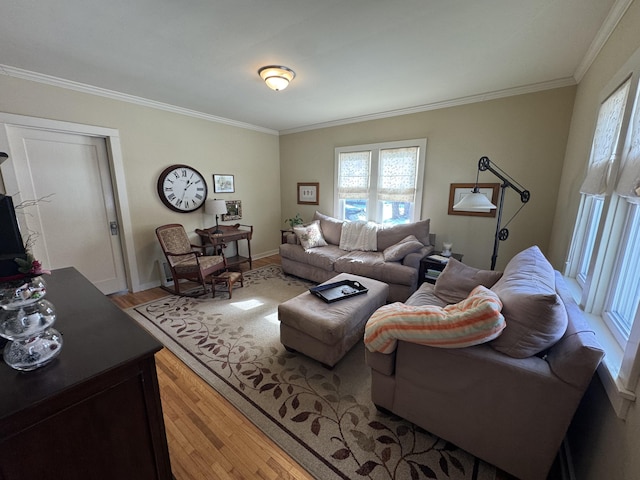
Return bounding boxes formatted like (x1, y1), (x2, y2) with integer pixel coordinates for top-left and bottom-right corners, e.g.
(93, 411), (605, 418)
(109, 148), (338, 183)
(5, 127), (128, 294)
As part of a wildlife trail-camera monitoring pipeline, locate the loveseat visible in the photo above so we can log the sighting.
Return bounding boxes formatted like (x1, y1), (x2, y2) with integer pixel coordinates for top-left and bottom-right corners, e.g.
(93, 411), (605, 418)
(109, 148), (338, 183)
(364, 246), (604, 480)
(279, 211), (434, 303)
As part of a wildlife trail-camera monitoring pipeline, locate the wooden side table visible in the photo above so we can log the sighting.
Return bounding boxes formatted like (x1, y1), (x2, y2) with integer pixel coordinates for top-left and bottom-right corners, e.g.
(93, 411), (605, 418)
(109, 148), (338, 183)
(196, 224), (253, 270)
(419, 251), (463, 285)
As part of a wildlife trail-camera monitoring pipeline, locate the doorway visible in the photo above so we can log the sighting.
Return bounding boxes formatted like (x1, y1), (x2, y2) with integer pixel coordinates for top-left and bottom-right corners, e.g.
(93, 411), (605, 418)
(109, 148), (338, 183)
(0, 114), (138, 294)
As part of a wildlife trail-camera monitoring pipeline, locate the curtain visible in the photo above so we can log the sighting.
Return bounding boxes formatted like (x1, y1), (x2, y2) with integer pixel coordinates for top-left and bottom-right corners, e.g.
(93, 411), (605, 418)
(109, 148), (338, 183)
(377, 147), (419, 202)
(580, 79), (630, 196)
(337, 151), (370, 199)
(615, 90), (640, 204)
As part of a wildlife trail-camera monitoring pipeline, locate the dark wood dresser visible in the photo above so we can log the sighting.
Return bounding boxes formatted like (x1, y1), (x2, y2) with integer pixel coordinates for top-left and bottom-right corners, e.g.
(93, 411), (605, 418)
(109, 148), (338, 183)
(0, 268), (172, 480)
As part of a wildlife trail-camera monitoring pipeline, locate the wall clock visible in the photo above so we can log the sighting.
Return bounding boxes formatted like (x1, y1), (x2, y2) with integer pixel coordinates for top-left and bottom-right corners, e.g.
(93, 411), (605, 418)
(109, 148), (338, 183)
(157, 164), (208, 213)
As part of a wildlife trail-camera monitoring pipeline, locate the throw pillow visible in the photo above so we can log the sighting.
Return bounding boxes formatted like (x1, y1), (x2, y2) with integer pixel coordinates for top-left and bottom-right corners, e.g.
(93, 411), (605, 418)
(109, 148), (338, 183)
(434, 257), (503, 304)
(383, 235), (424, 262)
(377, 219), (431, 251)
(490, 246), (568, 358)
(293, 220), (328, 250)
(313, 211), (343, 245)
(364, 285), (506, 354)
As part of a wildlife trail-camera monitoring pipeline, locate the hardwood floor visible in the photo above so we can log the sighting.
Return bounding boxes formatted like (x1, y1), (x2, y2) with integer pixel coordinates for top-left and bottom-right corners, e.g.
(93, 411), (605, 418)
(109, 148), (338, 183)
(110, 255), (516, 480)
(110, 255), (313, 480)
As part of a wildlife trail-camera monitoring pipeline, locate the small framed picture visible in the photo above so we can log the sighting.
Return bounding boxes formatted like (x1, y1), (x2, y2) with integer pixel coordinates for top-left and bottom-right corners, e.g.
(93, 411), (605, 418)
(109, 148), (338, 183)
(222, 200), (242, 221)
(213, 174), (235, 193)
(448, 183), (500, 217)
(297, 182), (319, 205)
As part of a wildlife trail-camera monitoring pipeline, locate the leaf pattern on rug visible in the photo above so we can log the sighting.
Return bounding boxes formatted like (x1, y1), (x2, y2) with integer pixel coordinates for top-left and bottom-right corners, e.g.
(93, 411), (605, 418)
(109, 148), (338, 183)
(134, 266), (492, 480)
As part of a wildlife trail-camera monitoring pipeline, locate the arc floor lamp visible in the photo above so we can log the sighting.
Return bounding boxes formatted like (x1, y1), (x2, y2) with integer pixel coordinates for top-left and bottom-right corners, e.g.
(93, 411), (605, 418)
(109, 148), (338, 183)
(453, 156), (530, 270)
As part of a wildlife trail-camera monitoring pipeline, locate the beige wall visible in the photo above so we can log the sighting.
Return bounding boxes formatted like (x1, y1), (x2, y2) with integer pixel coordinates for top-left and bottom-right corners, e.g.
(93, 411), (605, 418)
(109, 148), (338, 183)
(0, 75), (281, 290)
(549, 1), (640, 479)
(280, 87), (576, 271)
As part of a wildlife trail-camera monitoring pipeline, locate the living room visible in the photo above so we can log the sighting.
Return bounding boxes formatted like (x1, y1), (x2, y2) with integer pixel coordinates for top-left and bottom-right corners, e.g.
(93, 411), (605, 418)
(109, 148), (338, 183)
(1, 1), (640, 479)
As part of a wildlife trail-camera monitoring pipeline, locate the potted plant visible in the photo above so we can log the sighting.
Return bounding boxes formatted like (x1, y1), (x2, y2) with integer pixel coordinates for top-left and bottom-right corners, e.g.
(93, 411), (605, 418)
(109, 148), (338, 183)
(284, 213), (304, 229)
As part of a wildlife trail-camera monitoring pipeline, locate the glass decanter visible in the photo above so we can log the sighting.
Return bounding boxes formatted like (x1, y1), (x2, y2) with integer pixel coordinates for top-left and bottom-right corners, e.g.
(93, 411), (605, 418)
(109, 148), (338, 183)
(0, 276), (63, 371)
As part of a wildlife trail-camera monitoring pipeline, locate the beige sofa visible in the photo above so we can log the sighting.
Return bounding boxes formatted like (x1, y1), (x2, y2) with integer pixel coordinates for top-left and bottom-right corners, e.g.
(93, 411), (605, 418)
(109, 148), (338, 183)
(279, 211), (434, 302)
(364, 246), (604, 480)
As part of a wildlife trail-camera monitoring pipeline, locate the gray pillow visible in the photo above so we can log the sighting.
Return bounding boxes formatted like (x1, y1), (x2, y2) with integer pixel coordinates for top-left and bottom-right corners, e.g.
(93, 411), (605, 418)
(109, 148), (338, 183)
(377, 219), (431, 251)
(434, 257), (503, 304)
(383, 235), (424, 262)
(490, 246), (568, 358)
(313, 211), (343, 246)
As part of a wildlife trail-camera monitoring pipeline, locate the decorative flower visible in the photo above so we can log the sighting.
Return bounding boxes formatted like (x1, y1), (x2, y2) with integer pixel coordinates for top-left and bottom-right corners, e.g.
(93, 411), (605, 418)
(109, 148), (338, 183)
(15, 252), (51, 277)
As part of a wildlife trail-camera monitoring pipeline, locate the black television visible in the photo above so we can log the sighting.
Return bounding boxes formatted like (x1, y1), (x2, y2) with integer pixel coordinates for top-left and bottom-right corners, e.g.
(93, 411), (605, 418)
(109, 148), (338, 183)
(0, 194), (27, 278)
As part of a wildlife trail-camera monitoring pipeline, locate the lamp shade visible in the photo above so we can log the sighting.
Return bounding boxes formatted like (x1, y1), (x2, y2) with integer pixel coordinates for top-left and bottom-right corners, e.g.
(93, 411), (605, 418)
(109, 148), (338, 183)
(453, 192), (497, 212)
(258, 65), (296, 91)
(205, 199), (227, 215)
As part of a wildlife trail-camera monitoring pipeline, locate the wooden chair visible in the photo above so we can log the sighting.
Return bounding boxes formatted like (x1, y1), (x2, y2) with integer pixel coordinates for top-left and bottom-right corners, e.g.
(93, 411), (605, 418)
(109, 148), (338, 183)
(156, 224), (226, 296)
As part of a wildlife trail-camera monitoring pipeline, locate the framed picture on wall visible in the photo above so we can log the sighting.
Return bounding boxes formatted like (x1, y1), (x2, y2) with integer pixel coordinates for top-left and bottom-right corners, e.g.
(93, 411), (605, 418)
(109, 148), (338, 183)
(297, 182), (319, 205)
(213, 174), (235, 193)
(448, 183), (499, 217)
(221, 200), (242, 221)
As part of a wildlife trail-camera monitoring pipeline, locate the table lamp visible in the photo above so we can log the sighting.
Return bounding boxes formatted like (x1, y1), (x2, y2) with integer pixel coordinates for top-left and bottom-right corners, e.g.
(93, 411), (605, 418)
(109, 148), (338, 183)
(205, 199), (228, 234)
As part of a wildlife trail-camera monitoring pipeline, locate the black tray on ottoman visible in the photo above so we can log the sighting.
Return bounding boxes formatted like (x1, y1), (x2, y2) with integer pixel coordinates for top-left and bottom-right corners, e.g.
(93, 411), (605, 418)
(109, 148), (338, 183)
(309, 279), (368, 303)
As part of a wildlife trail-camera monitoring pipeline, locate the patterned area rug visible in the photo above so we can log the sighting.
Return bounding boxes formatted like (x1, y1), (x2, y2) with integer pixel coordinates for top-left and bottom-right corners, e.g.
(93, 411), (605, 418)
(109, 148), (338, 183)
(127, 265), (496, 480)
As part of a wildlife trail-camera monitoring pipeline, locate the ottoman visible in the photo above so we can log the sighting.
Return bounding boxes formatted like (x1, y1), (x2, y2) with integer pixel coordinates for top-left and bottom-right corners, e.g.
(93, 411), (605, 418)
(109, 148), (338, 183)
(278, 273), (388, 368)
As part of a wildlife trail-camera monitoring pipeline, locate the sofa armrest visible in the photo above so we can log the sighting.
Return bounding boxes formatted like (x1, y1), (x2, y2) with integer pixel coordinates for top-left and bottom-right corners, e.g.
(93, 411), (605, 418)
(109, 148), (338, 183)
(365, 348), (396, 376)
(403, 245), (434, 268)
(546, 272), (605, 389)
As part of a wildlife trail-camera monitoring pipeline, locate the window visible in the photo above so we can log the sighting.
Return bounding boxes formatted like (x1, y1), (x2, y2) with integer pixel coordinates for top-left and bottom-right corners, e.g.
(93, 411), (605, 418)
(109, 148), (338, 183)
(565, 51), (640, 417)
(334, 139), (426, 224)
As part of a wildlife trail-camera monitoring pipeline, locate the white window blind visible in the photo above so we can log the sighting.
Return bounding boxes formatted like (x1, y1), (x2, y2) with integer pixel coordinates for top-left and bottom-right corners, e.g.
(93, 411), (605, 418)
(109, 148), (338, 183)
(580, 79), (630, 196)
(378, 147), (419, 202)
(337, 151), (371, 199)
(615, 89), (640, 203)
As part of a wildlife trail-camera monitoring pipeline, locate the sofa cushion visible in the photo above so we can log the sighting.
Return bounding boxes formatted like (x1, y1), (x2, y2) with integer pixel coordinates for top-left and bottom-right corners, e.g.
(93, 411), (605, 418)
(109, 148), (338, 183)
(293, 220), (328, 250)
(313, 211), (344, 245)
(490, 246), (568, 358)
(335, 251), (417, 286)
(377, 219), (431, 251)
(406, 282), (448, 308)
(383, 235), (425, 262)
(435, 257), (503, 304)
(364, 285), (506, 354)
(279, 243), (344, 271)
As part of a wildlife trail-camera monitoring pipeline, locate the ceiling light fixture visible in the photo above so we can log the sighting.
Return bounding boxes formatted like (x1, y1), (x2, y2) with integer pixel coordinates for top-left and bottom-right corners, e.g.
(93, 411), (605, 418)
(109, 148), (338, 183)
(258, 65), (296, 91)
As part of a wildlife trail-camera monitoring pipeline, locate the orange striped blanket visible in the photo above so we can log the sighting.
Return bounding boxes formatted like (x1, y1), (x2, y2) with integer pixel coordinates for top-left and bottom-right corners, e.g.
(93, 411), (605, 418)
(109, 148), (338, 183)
(364, 285), (505, 354)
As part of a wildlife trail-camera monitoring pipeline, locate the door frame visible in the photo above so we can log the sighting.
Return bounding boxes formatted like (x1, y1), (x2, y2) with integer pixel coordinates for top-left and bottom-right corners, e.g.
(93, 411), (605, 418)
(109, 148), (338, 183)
(0, 113), (139, 292)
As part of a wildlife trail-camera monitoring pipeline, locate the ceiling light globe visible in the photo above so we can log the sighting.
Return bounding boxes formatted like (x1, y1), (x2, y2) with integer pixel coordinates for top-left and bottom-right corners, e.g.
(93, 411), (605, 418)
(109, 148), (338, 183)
(258, 65), (296, 91)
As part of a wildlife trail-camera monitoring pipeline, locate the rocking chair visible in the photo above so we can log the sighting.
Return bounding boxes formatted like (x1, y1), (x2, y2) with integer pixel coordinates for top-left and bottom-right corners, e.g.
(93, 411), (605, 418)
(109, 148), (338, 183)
(156, 223), (226, 296)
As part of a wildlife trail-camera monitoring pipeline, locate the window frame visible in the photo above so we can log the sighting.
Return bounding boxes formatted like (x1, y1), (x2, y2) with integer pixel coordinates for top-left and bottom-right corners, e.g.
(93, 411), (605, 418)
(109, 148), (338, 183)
(565, 47), (640, 418)
(334, 139), (426, 224)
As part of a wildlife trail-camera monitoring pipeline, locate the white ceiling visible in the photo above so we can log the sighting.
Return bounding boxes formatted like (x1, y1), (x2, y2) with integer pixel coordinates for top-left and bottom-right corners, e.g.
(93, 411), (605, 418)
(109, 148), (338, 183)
(0, 0), (626, 134)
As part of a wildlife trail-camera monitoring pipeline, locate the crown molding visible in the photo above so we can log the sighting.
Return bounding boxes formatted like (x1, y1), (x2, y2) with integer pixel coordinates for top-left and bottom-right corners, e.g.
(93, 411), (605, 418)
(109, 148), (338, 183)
(0, 64), (279, 136)
(573, 0), (634, 83)
(279, 77), (577, 135)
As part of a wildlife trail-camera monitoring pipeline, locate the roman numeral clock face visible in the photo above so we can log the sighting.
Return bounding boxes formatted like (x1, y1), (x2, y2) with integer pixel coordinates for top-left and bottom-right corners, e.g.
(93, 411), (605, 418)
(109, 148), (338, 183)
(157, 164), (208, 213)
